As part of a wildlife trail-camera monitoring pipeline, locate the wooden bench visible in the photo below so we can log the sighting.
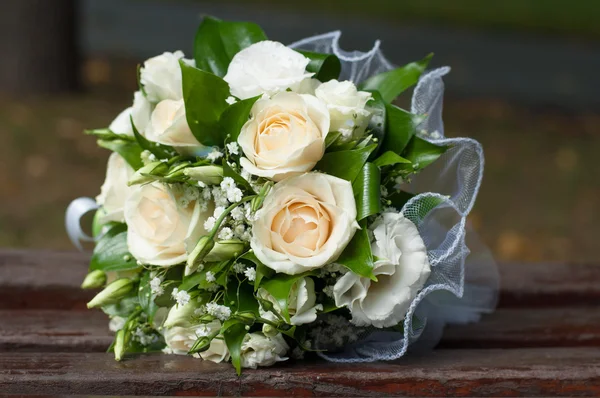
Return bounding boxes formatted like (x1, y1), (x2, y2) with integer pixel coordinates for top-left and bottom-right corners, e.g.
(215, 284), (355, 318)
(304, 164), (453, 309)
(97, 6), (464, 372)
(1, 249), (599, 396)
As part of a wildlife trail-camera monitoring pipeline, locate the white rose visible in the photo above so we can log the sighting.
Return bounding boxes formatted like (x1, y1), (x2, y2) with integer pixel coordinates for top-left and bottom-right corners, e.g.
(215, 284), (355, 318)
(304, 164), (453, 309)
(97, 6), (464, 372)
(164, 320), (221, 356)
(124, 182), (213, 267)
(140, 51), (194, 103)
(199, 335), (230, 364)
(95, 152), (134, 223)
(238, 92), (329, 181)
(258, 277), (322, 325)
(315, 80), (372, 142)
(224, 40), (313, 99)
(251, 173), (358, 275)
(145, 99), (204, 153)
(333, 212), (431, 328)
(109, 91), (152, 136)
(240, 332), (288, 369)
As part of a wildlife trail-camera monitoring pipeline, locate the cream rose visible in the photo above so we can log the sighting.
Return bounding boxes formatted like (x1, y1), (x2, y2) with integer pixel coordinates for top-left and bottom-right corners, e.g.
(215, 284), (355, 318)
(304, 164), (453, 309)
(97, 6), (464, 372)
(96, 152), (134, 223)
(145, 99), (204, 153)
(315, 80), (372, 142)
(240, 332), (288, 369)
(124, 182), (213, 266)
(251, 173), (358, 274)
(140, 51), (194, 103)
(224, 41), (313, 99)
(333, 212), (431, 328)
(238, 92), (329, 182)
(109, 91), (153, 136)
(164, 320), (221, 357)
(258, 277), (322, 325)
(199, 336), (231, 363)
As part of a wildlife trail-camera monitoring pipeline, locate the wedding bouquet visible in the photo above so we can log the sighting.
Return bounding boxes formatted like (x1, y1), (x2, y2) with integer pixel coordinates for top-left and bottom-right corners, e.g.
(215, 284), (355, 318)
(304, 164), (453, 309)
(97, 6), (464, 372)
(67, 17), (497, 374)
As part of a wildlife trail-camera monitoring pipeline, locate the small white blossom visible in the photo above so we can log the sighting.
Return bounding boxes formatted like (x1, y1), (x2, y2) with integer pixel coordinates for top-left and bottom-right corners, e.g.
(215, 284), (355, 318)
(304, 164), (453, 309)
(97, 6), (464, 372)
(206, 283), (220, 292)
(226, 141), (240, 155)
(206, 302), (231, 321)
(380, 185), (389, 197)
(195, 324), (211, 337)
(218, 227), (234, 240)
(207, 148), (224, 162)
(214, 206), (226, 219)
(241, 169), (252, 182)
(150, 277), (164, 296)
(141, 150), (157, 165)
(233, 224), (246, 239)
(205, 271), (216, 283)
(220, 177), (235, 191)
(204, 217), (216, 231)
(212, 187), (229, 207)
(194, 307), (206, 316)
(227, 187), (243, 203)
(233, 262), (246, 274)
(244, 267), (256, 282)
(430, 130), (442, 139)
(231, 206), (245, 221)
(172, 288), (191, 307)
(226, 96), (238, 105)
(133, 327), (159, 346)
(323, 285), (334, 298)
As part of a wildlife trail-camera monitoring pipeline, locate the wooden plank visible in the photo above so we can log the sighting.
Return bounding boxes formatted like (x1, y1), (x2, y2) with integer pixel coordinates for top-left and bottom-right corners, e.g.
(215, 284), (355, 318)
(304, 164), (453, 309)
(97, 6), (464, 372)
(498, 261), (600, 307)
(2, 307), (599, 353)
(0, 249), (93, 310)
(2, 249), (600, 309)
(0, 349), (598, 396)
(0, 310), (111, 352)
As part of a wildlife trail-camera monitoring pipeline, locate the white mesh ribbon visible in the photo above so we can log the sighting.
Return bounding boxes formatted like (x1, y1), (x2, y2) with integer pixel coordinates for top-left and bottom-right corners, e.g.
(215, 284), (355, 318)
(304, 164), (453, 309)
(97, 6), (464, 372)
(290, 33), (499, 362)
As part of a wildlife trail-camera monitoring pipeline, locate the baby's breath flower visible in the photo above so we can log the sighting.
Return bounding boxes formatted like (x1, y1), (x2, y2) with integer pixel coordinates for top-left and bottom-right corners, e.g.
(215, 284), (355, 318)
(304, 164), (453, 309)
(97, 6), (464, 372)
(171, 288), (190, 307)
(204, 217), (216, 231)
(205, 271), (216, 283)
(226, 141), (239, 155)
(205, 302), (231, 321)
(150, 277), (164, 296)
(195, 324), (211, 337)
(244, 267), (256, 282)
(225, 96), (237, 105)
(207, 148), (224, 162)
(218, 227), (234, 240)
(231, 206), (245, 221)
(233, 262), (246, 274)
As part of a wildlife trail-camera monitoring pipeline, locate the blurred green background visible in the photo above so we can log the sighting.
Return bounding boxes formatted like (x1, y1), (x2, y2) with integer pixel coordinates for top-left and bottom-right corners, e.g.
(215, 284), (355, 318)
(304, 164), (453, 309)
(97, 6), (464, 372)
(0, 0), (598, 263)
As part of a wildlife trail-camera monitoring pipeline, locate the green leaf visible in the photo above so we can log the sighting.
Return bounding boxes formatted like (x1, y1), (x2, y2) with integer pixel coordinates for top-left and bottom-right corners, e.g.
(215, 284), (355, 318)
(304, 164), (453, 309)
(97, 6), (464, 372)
(86, 129), (135, 142)
(387, 190), (415, 210)
(315, 144), (377, 181)
(219, 96), (260, 142)
(373, 151), (411, 168)
(136, 64), (147, 97)
(130, 116), (175, 159)
(239, 251), (273, 291)
(364, 90), (386, 159)
(222, 160), (254, 194)
(260, 273), (314, 322)
(97, 139), (144, 170)
(359, 53), (433, 102)
(181, 61), (231, 146)
(223, 321), (248, 375)
(398, 136), (450, 172)
(298, 51), (341, 81)
(90, 224), (139, 272)
(324, 131), (342, 149)
(225, 280), (259, 316)
(336, 223), (376, 281)
(138, 271), (158, 321)
(194, 16), (267, 78)
(352, 162), (382, 221)
(381, 104), (425, 155)
(101, 293), (140, 318)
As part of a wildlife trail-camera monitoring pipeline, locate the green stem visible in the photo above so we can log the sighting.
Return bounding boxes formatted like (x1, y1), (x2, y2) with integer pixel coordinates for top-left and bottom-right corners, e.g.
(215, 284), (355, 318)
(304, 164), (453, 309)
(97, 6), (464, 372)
(208, 196), (255, 239)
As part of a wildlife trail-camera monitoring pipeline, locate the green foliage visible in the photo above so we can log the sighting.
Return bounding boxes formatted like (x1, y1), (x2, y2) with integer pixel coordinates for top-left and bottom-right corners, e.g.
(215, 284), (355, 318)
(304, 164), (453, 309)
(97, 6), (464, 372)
(316, 144), (377, 181)
(364, 90), (386, 159)
(194, 16), (267, 77)
(259, 273), (314, 322)
(381, 105), (425, 156)
(138, 272), (158, 321)
(222, 160), (254, 194)
(359, 54), (432, 102)
(353, 162), (382, 221)
(130, 116), (175, 159)
(298, 51), (341, 81)
(223, 320), (248, 375)
(239, 251), (273, 291)
(97, 139), (144, 171)
(398, 136), (450, 172)
(335, 221), (376, 280)
(373, 151), (411, 167)
(180, 61), (231, 146)
(220, 96), (260, 142)
(89, 224), (139, 272)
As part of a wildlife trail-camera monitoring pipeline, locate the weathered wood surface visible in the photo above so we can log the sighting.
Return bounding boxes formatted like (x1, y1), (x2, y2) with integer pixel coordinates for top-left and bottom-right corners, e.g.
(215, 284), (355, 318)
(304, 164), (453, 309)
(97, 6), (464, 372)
(2, 308), (600, 353)
(1, 349), (599, 396)
(3, 249), (599, 309)
(1, 249), (599, 396)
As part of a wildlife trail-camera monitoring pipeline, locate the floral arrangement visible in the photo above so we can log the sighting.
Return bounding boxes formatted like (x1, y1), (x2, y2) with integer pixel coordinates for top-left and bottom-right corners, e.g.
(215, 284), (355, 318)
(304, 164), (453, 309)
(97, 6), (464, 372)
(68, 17), (493, 374)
